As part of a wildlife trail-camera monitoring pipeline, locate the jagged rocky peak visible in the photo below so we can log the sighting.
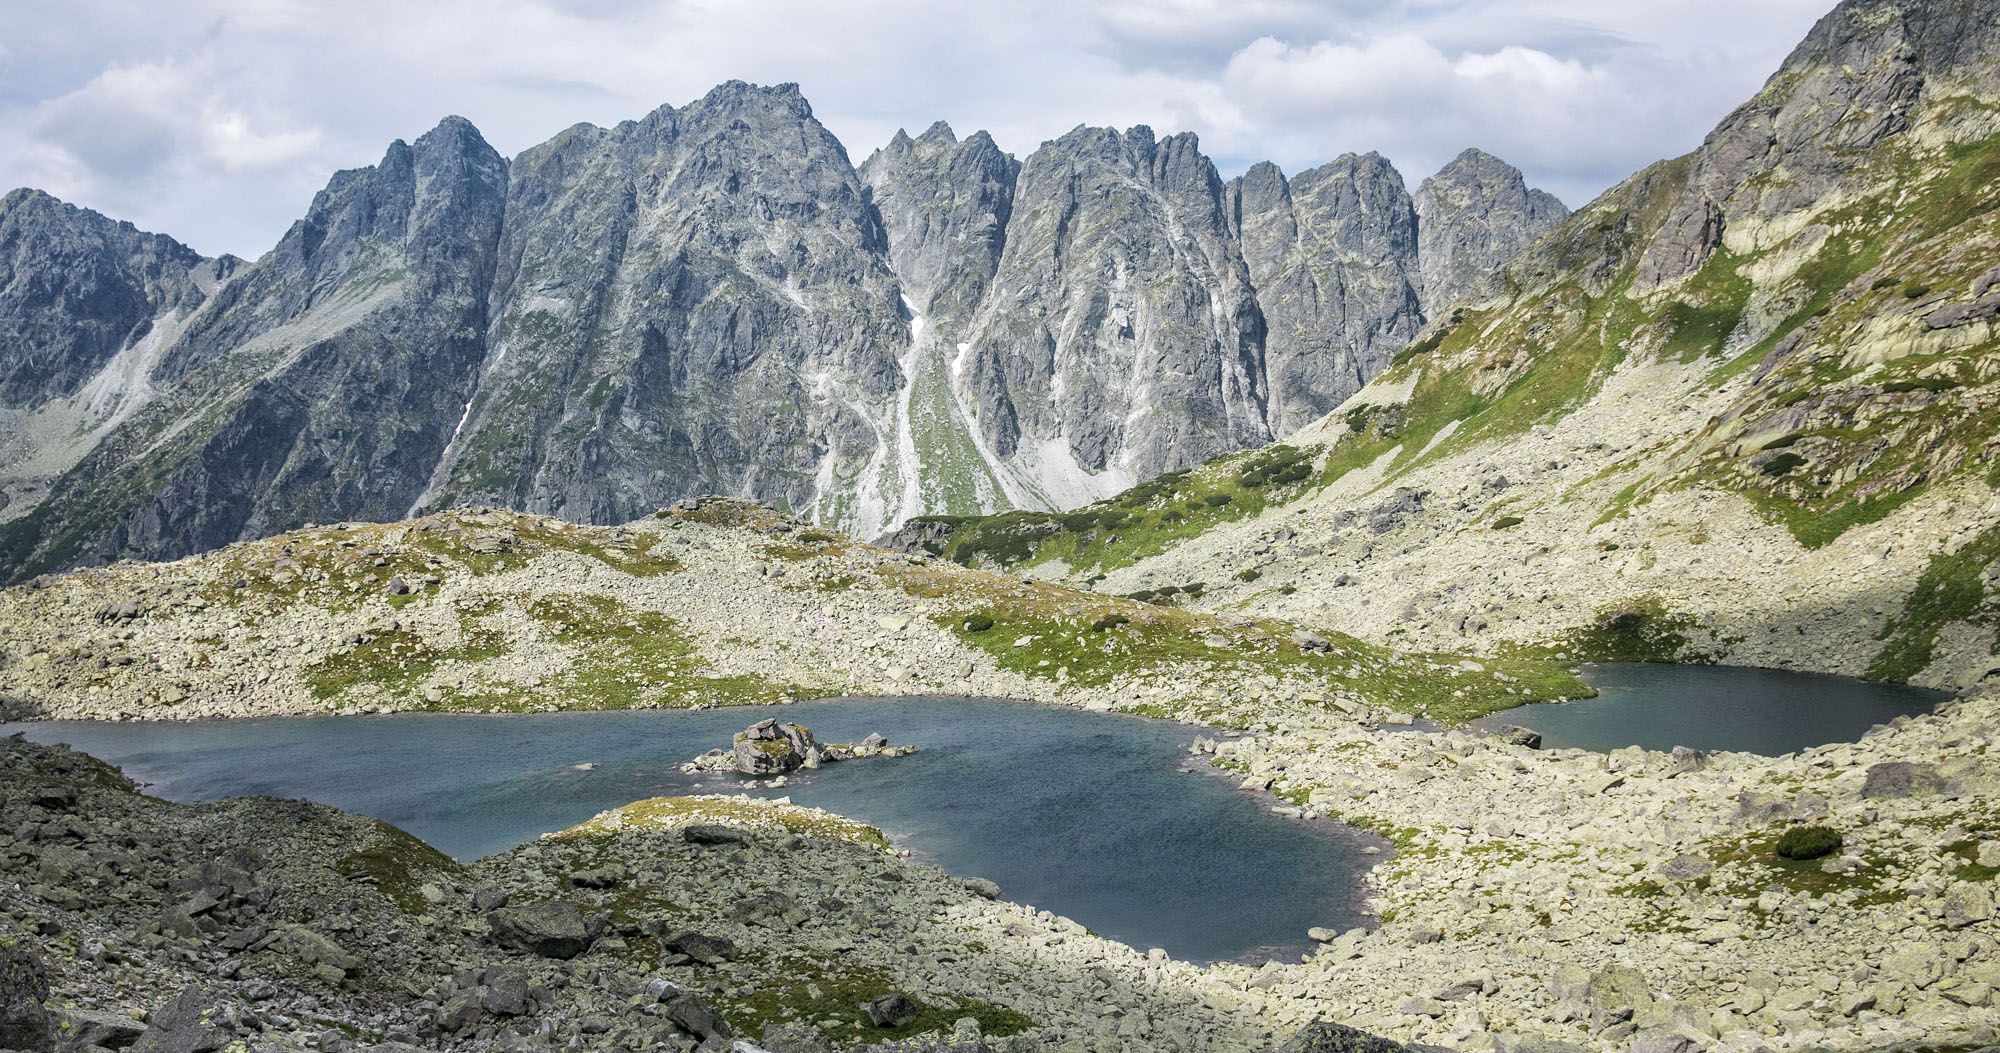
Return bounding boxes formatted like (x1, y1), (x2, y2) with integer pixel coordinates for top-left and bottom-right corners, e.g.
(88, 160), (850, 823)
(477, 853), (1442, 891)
(1638, 0), (2000, 290)
(0, 188), (210, 407)
(1230, 152), (1426, 436)
(859, 120), (1019, 320)
(1414, 147), (1568, 312)
(420, 78), (908, 527)
(162, 114), (509, 382)
(1, 114), (511, 579)
(961, 121), (1269, 495)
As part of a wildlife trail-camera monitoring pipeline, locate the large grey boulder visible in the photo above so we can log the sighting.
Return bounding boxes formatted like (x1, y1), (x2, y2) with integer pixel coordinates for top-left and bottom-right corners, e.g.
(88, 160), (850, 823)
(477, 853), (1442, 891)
(1272, 1021), (1410, 1052)
(731, 719), (822, 775)
(861, 993), (921, 1028)
(0, 941), (51, 1052)
(1861, 760), (1957, 799)
(1490, 724), (1545, 750)
(130, 989), (230, 1053)
(661, 990), (732, 1042)
(485, 897), (606, 959)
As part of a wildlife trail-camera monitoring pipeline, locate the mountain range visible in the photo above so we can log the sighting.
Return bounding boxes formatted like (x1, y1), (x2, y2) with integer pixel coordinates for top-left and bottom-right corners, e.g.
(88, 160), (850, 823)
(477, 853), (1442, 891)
(901, 0), (2000, 695)
(0, 93), (1563, 581)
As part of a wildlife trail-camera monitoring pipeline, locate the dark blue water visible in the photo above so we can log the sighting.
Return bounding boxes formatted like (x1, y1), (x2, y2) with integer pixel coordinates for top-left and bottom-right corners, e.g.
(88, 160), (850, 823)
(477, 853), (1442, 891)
(1474, 663), (1950, 755)
(2, 697), (1379, 964)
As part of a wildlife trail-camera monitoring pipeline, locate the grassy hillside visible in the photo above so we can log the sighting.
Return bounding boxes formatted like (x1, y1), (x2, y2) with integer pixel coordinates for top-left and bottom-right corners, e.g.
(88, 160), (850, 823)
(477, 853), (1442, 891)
(0, 500), (1587, 727)
(891, 98), (2000, 689)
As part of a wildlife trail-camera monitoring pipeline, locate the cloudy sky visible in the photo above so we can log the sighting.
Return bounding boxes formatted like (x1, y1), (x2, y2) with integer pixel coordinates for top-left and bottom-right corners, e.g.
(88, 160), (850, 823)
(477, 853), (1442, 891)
(2, 0), (1834, 259)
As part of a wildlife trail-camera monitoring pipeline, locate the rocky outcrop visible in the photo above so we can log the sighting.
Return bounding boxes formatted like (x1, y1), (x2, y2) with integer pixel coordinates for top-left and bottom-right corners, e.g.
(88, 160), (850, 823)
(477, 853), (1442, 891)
(686, 718), (917, 775)
(485, 899), (606, 960)
(0, 189), (211, 408)
(1230, 154), (1427, 436)
(0, 940), (51, 1052)
(1637, 0), (2000, 291)
(1273, 1021), (1412, 1053)
(1413, 148), (1568, 312)
(733, 718), (823, 775)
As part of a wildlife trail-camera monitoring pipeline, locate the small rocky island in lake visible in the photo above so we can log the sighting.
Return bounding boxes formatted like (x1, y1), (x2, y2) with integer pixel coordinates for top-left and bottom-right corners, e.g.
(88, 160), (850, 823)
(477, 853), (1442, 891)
(683, 718), (917, 776)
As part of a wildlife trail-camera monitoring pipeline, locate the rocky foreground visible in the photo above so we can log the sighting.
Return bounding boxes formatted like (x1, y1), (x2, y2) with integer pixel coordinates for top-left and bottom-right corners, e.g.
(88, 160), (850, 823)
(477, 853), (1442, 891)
(0, 733), (1353, 1052)
(3, 682), (1997, 1053)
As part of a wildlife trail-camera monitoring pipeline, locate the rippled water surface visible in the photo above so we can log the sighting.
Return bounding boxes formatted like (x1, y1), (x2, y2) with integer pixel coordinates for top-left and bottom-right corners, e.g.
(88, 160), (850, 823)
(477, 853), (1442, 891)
(6, 696), (1383, 963)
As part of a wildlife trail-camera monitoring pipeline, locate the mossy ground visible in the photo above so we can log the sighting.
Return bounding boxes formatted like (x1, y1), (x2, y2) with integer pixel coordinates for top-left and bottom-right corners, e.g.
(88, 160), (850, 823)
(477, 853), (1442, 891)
(305, 590), (830, 712)
(337, 820), (467, 915)
(713, 961), (1033, 1047)
(1509, 594), (1715, 665)
(557, 795), (892, 850)
(906, 444), (1316, 574)
(1866, 522), (2000, 682)
(1946, 840), (1999, 883)
(202, 511), (681, 611)
(304, 616), (509, 700)
(882, 557), (1588, 724)
(1703, 829), (1905, 909)
(525, 593), (823, 710)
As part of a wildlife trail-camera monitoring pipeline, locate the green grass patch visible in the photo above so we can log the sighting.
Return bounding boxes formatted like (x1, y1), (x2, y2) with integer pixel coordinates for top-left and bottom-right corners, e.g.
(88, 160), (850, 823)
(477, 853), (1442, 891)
(909, 445), (1318, 573)
(526, 594), (822, 710)
(713, 961), (1033, 1045)
(337, 820), (466, 915)
(883, 559), (1587, 724)
(1705, 830), (1902, 907)
(304, 620), (508, 700)
(1946, 840), (1999, 883)
(1866, 522), (2000, 682)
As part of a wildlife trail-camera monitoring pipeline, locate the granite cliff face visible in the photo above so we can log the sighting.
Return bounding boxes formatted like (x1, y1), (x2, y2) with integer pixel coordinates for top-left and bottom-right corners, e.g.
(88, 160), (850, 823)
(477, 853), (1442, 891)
(0, 84), (1566, 579)
(1637, 0), (2000, 292)
(0, 190), (233, 522)
(1414, 148), (1570, 313)
(413, 82), (909, 532)
(3, 115), (507, 575)
(954, 125), (1272, 504)
(858, 121), (1017, 321)
(0, 189), (211, 407)
(1231, 153), (1427, 438)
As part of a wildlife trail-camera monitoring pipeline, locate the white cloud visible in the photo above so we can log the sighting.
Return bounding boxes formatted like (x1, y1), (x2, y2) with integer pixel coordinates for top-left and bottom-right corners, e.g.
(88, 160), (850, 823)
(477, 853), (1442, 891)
(0, 0), (1834, 257)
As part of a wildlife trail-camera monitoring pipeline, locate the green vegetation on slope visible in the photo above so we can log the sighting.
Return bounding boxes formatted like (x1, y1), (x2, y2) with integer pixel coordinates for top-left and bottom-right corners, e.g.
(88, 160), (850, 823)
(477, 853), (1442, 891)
(1665, 132), (2000, 547)
(881, 556), (1590, 725)
(526, 593), (821, 710)
(337, 819), (468, 916)
(905, 444), (1316, 573)
(1866, 522), (2000, 682)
